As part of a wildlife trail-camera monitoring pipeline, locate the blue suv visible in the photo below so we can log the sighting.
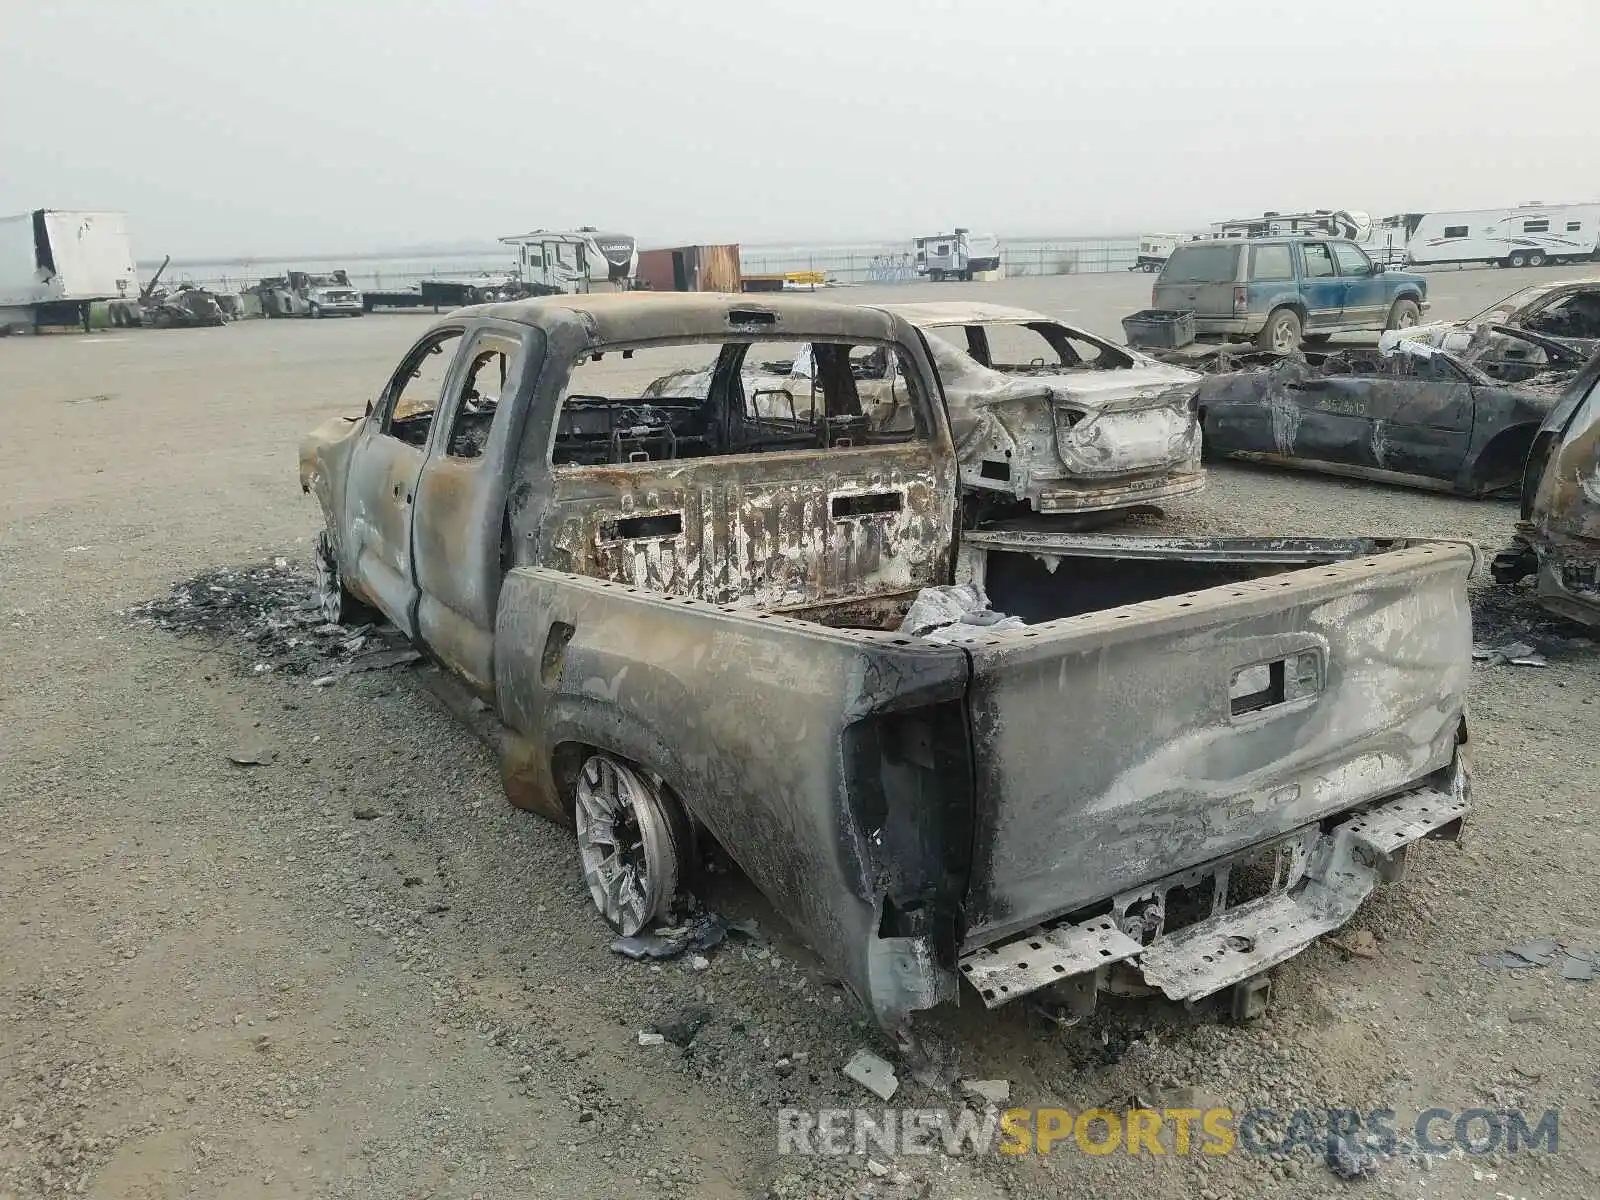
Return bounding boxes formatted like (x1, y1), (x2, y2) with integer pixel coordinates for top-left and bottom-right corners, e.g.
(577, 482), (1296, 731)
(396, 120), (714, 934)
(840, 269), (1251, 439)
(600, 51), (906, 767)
(1153, 236), (1429, 352)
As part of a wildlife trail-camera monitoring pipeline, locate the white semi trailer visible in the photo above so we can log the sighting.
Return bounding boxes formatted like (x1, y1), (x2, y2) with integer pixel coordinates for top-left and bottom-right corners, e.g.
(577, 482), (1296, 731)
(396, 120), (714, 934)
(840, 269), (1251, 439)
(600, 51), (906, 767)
(0, 210), (140, 331)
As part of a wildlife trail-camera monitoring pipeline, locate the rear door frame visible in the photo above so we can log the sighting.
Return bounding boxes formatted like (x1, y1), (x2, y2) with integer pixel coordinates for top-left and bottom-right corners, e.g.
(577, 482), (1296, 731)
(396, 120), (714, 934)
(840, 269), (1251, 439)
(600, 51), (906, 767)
(410, 319), (542, 694)
(342, 322), (472, 635)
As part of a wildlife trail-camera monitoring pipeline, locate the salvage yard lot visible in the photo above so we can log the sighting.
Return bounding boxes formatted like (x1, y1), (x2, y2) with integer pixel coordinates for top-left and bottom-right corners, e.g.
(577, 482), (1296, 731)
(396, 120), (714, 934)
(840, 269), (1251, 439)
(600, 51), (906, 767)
(3, 266), (1599, 1200)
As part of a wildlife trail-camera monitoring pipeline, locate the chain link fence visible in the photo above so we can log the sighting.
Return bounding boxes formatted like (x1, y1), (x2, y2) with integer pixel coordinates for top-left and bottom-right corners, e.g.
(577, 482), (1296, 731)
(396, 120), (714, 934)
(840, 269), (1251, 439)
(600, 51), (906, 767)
(150, 236), (1142, 295)
(741, 237), (1139, 285)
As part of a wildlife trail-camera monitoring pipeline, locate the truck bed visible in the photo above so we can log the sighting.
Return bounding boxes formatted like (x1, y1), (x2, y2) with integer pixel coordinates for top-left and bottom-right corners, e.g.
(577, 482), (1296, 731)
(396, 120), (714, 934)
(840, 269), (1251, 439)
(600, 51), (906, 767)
(493, 533), (1474, 1022)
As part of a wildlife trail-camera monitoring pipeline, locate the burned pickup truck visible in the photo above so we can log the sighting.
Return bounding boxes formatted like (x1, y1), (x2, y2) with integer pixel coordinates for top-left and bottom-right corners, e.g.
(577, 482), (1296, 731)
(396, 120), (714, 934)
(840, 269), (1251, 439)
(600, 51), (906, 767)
(301, 294), (1474, 1027)
(1492, 350), (1600, 627)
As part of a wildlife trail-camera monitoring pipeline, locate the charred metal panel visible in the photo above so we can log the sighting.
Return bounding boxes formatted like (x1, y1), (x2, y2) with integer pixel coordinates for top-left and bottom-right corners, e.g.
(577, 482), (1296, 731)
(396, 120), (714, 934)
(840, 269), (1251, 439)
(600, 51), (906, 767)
(1508, 353), (1600, 625)
(535, 448), (954, 608)
(492, 567), (973, 1025)
(505, 297), (959, 615)
(411, 325), (543, 692)
(1199, 350), (1558, 496)
(957, 542), (1474, 948)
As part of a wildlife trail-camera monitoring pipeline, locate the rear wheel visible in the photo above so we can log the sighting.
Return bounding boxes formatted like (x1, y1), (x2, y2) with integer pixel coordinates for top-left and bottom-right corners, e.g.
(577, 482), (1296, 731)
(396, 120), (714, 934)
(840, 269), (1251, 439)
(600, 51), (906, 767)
(1384, 297), (1422, 331)
(1255, 307), (1303, 352)
(1508, 251), (1529, 268)
(1526, 251), (1547, 268)
(574, 753), (688, 936)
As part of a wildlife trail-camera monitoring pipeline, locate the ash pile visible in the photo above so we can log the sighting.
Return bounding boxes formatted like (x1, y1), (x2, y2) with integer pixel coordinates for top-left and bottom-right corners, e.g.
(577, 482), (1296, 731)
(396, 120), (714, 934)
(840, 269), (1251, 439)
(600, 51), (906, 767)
(1470, 581), (1595, 668)
(126, 558), (418, 679)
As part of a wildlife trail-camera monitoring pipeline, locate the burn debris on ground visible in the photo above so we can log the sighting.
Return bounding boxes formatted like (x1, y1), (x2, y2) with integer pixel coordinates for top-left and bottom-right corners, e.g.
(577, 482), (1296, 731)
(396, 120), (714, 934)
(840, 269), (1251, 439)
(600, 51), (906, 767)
(1470, 582), (1596, 667)
(125, 559), (419, 677)
(608, 910), (758, 962)
(1325, 1132), (1381, 1179)
(1481, 937), (1593, 980)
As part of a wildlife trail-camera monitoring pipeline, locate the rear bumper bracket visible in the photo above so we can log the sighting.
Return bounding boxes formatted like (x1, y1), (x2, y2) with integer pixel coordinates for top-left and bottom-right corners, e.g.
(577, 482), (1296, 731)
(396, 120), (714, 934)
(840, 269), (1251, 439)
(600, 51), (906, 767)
(958, 776), (1470, 1008)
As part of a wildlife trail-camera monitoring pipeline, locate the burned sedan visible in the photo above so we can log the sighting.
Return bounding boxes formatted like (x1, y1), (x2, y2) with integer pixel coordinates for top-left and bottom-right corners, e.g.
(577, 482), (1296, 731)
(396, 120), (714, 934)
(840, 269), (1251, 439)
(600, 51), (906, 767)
(644, 301), (1205, 518)
(1196, 342), (1567, 496)
(879, 302), (1205, 516)
(1492, 349), (1600, 626)
(301, 293), (1473, 1029)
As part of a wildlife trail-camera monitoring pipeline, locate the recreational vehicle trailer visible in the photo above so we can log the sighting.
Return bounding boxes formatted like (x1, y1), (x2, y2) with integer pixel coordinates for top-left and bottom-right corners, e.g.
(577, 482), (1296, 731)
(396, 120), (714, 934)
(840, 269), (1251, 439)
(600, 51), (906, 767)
(913, 229), (1001, 281)
(499, 228), (638, 293)
(1208, 209), (1409, 267)
(1211, 210), (1371, 240)
(1404, 204), (1600, 269)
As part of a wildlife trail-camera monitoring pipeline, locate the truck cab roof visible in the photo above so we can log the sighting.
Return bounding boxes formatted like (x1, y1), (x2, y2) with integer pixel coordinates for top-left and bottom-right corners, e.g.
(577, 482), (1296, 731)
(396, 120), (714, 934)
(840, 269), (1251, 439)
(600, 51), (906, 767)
(458, 291), (911, 349)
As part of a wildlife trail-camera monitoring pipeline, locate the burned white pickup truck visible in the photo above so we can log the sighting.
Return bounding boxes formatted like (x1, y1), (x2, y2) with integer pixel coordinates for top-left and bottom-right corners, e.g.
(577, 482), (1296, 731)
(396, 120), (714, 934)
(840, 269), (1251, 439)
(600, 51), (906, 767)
(300, 293), (1474, 1027)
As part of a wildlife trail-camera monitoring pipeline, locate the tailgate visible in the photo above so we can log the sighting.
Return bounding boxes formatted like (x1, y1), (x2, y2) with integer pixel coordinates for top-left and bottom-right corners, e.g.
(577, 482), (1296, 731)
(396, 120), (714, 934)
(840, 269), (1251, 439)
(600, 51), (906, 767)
(1153, 280), (1235, 318)
(959, 541), (1473, 949)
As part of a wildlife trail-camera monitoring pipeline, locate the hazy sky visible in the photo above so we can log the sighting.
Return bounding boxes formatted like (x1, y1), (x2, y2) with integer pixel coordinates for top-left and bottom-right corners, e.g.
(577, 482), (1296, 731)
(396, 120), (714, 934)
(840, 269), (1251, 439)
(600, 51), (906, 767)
(3, 0), (1596, 258)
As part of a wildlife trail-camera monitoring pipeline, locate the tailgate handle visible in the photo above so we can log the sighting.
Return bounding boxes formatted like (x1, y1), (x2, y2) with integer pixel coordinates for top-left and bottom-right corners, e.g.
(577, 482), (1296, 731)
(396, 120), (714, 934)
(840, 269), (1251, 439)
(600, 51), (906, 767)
(1229, 651), (1321, 717)
(832, 491), (902, 519)
(603, 512), (683, 541)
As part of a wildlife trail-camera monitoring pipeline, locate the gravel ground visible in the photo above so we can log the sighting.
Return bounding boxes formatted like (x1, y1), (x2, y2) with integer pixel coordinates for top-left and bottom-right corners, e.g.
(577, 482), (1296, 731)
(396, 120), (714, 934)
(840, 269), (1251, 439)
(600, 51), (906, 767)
(3, 266), (1598, 1200)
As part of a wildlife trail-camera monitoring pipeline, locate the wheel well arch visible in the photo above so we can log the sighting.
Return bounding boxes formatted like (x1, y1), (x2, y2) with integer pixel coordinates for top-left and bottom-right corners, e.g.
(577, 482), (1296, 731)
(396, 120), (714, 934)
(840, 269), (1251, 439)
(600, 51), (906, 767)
(1466, 422), (1539, 492)
(546, 732), (700, 841)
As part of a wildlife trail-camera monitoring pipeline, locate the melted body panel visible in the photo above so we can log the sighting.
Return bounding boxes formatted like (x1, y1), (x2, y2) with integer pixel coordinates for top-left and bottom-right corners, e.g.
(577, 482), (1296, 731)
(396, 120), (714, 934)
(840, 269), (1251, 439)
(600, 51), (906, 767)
(952, 539), (1473, 946)
(1494, 351), (1600, 625)
(879, 302), (1206, 514)
(1198, 347), (1560, 496)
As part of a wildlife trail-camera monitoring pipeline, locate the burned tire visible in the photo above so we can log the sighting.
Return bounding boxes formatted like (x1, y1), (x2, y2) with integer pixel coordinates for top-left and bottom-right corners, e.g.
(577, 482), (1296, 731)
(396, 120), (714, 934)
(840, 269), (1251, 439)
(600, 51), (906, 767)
(1384, 298), (1422, 331)
(313, 529), (378, 626)
(573, 753), (688, 936)
(1255, 307), (1302, 352)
